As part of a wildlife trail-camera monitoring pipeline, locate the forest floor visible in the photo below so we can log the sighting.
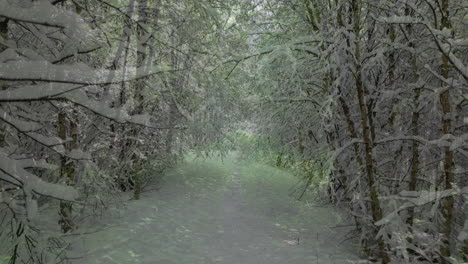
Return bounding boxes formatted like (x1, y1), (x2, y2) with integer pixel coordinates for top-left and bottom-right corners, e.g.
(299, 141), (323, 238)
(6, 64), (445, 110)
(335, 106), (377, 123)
(68, 156), (361, 264)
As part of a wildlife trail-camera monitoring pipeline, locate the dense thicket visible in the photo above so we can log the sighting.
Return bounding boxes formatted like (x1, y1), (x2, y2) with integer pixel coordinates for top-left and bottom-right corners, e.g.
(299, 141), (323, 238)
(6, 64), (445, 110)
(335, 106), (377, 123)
(237, 0), (467, 263)
(0, 1), (244, 263)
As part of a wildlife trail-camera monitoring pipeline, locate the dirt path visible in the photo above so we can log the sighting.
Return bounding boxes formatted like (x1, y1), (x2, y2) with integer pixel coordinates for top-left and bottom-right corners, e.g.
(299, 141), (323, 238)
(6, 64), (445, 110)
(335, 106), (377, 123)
(69, 161), (360, 264)
(208, 171), (286, 263)
(206, 171), (359, 264)
(208, 171), (277, 263)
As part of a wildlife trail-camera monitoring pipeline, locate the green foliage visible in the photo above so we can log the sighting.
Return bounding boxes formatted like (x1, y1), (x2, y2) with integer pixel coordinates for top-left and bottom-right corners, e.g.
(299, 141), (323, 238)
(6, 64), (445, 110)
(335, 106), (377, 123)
(229, 132), (332, 199)
(163, 155), (230, 193)
(288, 155), (334, 198)
(238, 162), (302, 216)
(229, 132), (276, 163)
(139, 154), (181, 188)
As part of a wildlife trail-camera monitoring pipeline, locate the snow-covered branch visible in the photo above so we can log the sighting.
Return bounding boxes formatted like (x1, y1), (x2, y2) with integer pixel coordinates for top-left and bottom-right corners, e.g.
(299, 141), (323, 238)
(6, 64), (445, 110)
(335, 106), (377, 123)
(377, 15), (468, 81)
(0, 61), (172, 85)
(0, 0), (84, 29)
(0, 151), (79, 201)
(375, 134), (468, 151)
(376, 187), (468, 226)
(0, 109), (91, 160)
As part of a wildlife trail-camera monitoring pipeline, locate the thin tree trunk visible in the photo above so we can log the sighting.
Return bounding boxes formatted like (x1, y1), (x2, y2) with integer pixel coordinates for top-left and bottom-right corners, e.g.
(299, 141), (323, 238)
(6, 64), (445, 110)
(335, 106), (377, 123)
(339, 96), (363, 168)
(407, 96), (421, 223)
(439, 0), (455, 261)
(458, 104), (468, 262)
(0, 17), (7, 53)
(113, 0), (136, 186)
(337, 95), (367, 237)
(132, 0), (160, 200)
(334, 1), (366, 247)
(351, 0), (389, 262)
(386, 23), (397, 129)
(406, 36), (421, 259)
(165, 101), (176, 155)
(132, 0), (149, 200)
(53, 0), (81, 233)
(57, 112), (76, 233)
(386, 21), (406, 191)
(166, 44), (179, 156)
(406, 16), (420, 227)
(0, 18), (8, 147)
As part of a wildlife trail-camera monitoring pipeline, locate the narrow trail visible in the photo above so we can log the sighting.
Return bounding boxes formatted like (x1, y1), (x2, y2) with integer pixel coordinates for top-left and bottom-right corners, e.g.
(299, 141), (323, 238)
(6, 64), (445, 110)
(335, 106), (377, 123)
(69, 160), (360, 264)
(207, 171), (359, 264)
(209, 171), (278, 263)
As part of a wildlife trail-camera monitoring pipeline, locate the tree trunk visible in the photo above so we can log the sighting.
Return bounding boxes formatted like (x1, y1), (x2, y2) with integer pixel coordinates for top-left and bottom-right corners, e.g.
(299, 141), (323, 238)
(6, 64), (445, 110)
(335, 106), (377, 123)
(57, 112), (76, 233)
(165, 44), (179, 156)
(406, 16), (420, 227)
(334, 2), (366, 249)
(438, 0), (455, 261)
(351, 0), (389, 262)
(132, 0), (155, 200)
(459, 105), (468, 262)
(113, 0), (135, 186)
(339, 96), (363, 169)
(165, 100), (176, 155)
(0, 18), (8, 147)
(0, 17), (7, 53)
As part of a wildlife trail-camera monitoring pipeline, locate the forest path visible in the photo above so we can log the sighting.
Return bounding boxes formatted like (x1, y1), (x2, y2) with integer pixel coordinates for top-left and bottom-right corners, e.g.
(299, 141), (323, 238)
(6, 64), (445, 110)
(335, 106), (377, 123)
(69, 157), (360, 264)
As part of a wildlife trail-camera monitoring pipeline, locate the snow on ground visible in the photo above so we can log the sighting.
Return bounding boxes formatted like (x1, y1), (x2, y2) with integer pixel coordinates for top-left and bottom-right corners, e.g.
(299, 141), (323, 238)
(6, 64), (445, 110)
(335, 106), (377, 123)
(67, 157), (361, 264)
